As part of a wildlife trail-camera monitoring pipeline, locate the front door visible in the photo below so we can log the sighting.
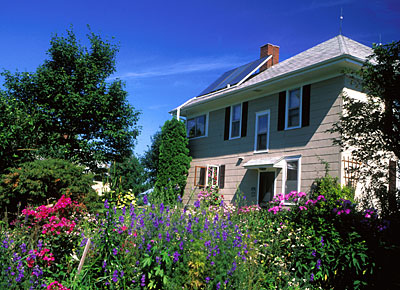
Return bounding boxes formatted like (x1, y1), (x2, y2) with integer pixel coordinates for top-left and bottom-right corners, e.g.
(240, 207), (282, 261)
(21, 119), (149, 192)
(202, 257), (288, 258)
(259, 171), (275, 207)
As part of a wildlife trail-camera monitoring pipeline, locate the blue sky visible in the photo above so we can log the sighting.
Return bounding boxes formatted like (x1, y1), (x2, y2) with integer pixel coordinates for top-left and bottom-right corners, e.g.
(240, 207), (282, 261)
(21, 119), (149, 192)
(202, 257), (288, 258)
(1, 0), (399, 156)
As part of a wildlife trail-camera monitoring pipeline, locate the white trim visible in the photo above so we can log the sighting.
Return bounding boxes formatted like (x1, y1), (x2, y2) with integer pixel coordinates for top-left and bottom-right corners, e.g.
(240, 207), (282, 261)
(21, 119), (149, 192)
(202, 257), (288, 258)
(229, 103), (242, 139)
(254, 110), (270, 152)
(187, 112), (209, 139)
(285, 87), (303, 130)
(282, 156), (302, 201)
(236, 55), (272, 87)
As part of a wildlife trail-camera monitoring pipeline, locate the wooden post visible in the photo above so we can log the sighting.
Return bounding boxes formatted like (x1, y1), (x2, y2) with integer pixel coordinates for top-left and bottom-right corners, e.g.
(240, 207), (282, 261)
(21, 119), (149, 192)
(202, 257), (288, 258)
(76, 238), (91, 278)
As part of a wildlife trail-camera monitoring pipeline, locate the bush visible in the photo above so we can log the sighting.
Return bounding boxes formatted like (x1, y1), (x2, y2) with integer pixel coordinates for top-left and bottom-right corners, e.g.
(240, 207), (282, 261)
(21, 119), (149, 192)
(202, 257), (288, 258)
(0, 158), (96, 216)
(155, 118), (191, 204)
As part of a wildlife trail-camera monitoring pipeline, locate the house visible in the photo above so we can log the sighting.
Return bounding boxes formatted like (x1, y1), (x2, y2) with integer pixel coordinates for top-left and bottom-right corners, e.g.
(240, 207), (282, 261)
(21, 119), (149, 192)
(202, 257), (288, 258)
(171, 35), (373, 206)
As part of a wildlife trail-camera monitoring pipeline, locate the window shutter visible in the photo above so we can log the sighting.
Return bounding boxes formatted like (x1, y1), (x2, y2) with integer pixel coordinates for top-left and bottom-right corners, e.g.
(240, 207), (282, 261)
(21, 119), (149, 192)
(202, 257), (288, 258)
(224, 107), (231, 140)
(218, 165), (225, 189)
(302, 84), (311, 127)
(277, 91), (286, 131)
(199, 167), (206, 187)
(241, 102), (248, 137)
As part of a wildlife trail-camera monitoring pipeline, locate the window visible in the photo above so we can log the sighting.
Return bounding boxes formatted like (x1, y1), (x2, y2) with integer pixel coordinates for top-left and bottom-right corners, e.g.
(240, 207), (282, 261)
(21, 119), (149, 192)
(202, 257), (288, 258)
(194, 165), (220, 188)
(285, 88), (302, 129)
(284, 157), (301, 195)
(254, 110), (270, 152)
(194, 166), (206, 187)
(207, 165), (219, 188)
(187, 114), (206, 138)
(230, 104), (241, 139)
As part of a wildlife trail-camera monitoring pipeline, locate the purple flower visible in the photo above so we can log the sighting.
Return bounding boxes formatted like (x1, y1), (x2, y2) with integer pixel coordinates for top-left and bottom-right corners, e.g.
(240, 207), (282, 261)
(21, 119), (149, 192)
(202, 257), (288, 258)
(312, 250), (316, 257)
(141, 274), (146, 287)
(120, 270), (124, 277)
(316, 259), (321, 269)
(177, 195), (182, 203)
(205, 277), (210, 284)
(37, 240), (43, 251)
(104, 199), (110, 209)
(194, 200), (200, 208)
(320, 237), (324, 247)
(173, 251), (180, 263)
(217, 282), (221, 289)
(102, 260), (107, 269)
(113, 248), (118, 255)
(112, 270), (118, 283)
(20, 243), (27, 253)
(310, 273), (314, 281)
(143, 195), (148, 205)
(119, 215), (124, 224)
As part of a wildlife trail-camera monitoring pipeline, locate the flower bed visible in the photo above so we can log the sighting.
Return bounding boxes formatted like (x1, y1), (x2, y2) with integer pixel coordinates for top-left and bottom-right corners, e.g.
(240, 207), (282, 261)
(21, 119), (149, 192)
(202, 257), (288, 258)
(0, 182), (396, 289)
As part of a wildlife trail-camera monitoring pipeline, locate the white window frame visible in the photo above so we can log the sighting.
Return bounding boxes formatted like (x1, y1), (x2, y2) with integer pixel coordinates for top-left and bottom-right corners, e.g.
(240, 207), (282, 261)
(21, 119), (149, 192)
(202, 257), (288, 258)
(206, 165), (219, 188)
(282, 156), (301, 204)
(254, 110), (270, 153)
(229, 103), (242, 139)
(285, 87), (302, 130)
(187, 113), (208, 139)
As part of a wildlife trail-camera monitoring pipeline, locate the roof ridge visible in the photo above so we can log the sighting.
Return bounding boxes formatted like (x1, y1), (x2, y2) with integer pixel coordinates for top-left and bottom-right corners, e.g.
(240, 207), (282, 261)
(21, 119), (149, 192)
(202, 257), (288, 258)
(337, 35), (349, 54)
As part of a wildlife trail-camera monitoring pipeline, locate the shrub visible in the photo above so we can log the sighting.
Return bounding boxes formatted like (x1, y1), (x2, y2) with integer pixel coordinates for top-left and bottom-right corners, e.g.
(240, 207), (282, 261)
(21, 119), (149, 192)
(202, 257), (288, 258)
(0, 158), (96, 216)
(155, 118), (191, 204)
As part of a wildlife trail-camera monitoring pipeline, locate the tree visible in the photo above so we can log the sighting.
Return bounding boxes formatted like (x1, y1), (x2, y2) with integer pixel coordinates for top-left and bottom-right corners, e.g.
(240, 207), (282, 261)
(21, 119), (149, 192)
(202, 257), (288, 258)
(109, 154), (150, 195)
(331, 41), (400, 216)
(155, 118), (191, 204)
(0, 27), (140, 174)
(141, 129), (162, 186)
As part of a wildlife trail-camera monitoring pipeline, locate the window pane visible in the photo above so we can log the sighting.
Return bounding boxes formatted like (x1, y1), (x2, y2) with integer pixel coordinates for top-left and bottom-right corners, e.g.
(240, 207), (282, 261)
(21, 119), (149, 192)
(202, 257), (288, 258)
(257, 133), (267, 151)
(289, 89), (300, 109)
(231, 121), (240, 137)
(196, 115), (205, 136)
(258, 115), (268, 133)
(288, 108), (299, 127)
(187, 118), (196, 138)
(232, 104), (241, 121)
(286, 160), (298, 194)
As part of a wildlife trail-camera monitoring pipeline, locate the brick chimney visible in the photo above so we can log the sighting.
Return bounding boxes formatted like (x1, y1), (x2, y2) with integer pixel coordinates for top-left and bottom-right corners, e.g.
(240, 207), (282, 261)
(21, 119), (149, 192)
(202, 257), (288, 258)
(259, 43), (279, 72)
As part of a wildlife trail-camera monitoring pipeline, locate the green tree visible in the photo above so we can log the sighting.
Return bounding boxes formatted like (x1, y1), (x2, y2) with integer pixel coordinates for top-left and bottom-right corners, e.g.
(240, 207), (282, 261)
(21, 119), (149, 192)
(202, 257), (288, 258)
(109, 154), (150, 195)
(141, 129), (162, 186)
(155, 118), (191, 204)
(331, 41), (400, 216)
(0, 27), (140, 174)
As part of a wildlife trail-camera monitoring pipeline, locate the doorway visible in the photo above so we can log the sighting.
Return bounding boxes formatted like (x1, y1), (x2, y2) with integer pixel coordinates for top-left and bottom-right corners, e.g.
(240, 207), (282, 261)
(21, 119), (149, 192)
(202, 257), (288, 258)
(259, 171), (275, 207)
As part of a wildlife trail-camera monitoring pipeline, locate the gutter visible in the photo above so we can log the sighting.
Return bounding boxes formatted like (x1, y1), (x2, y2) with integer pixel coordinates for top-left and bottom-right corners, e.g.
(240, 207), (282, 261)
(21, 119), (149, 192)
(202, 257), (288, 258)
(171, 54), (366, 116)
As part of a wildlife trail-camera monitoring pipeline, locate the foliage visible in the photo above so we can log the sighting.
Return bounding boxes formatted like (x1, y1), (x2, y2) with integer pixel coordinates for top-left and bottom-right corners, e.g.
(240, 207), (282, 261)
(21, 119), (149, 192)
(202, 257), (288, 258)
(155, 118), (191, 204)
(109, 155), (150, 195)
(0, 158), (96, 216)
(1, 185), (398, 289)
(0, 27), (140, 174)
(141, 130), (162, 187)
(0, 94), (39, 173)
(311, 175), (355, 204)
(0, 195), (87, 289)
(330, 41), (400, 217)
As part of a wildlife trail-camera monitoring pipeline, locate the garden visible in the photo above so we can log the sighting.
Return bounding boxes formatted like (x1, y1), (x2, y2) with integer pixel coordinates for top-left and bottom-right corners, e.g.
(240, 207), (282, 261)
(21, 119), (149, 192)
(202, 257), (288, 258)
(1, 163), (399, 290)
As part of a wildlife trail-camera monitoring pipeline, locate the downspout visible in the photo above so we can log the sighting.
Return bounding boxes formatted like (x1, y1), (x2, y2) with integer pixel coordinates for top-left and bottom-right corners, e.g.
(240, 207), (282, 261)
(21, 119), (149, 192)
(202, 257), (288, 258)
(175, 98), (195, 120)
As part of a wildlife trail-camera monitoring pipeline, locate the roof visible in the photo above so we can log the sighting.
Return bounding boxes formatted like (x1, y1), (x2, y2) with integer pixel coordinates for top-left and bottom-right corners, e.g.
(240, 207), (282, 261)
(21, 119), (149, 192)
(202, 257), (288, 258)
(172, 35), (372, 113)
(243, 156), (285, 169)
